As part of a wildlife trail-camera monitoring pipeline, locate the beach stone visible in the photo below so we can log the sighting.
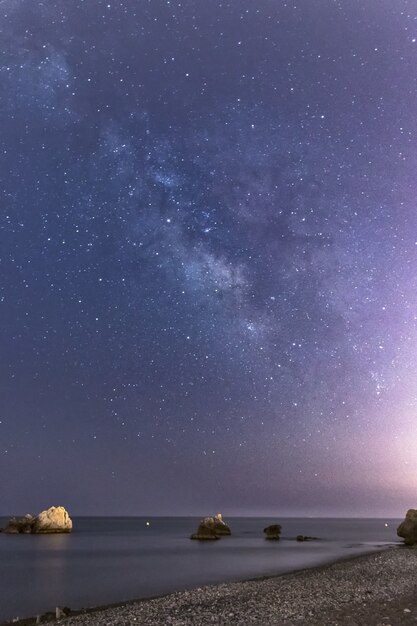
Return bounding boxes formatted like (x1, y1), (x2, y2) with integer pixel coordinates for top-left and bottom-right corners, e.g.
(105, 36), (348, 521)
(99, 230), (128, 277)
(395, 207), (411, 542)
(263, 524), (282, 540)
(33, 506), (73, 533)
(397, 509), (417, 546)
(56, 606), (70, 618)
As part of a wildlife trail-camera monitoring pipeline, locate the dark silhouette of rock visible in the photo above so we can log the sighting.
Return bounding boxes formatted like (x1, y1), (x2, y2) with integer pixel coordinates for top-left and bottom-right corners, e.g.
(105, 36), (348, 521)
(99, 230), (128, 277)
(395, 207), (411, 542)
(263, 524), (282, 540)
(190, 524), (220, 540)
(296, 535), (320, 542)
(397, 509), (417, 546)
(1, 514), (35, 534)
(1, 506), (72, 534)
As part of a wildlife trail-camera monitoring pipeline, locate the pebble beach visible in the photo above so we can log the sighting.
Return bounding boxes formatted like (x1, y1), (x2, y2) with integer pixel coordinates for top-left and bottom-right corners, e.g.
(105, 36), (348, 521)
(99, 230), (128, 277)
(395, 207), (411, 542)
(15, 546), (416, 626)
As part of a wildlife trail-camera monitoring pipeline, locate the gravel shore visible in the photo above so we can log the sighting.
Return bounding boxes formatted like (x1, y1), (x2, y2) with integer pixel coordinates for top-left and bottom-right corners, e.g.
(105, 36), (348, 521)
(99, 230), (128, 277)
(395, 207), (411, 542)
(11, 547), (417, 626)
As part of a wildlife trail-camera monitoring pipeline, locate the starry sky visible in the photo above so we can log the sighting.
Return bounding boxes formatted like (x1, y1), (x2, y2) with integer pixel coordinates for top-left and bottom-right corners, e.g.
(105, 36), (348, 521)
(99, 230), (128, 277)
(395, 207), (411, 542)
(1, 0), (416, 517)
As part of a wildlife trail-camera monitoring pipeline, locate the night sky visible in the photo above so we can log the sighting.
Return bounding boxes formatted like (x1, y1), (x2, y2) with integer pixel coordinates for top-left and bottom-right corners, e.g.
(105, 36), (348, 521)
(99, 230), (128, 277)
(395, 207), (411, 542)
(1, 0), (416, 517)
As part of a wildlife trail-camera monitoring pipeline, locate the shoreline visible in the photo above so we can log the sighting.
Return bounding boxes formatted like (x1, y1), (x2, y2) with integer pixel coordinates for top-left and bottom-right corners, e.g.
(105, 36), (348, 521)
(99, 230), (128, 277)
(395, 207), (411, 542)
(4, 545), (417, 626)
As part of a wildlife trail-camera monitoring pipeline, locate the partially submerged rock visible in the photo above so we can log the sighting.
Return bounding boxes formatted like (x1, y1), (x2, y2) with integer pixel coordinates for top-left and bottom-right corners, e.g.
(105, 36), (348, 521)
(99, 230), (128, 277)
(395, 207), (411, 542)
(2, 514), (35, 534)
(397, 509), (417, 546)
(1, 506), (72, 534)
(296, 535), (320, 542)
(190, 513), (231, 540)
(263, 524), (282, 540)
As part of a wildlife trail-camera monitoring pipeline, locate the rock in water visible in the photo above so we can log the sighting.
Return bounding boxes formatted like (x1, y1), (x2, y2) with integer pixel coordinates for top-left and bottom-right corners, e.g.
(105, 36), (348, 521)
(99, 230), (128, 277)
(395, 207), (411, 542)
(33, 506), (73, 533)
(397, 509), (417, 546)
(296, 535), (320, 542)
(200, 513), (231, 536)
(190, 524), (220, 540)
(1, 506), (73, 534)
(1, 514), (35, 534)
(263, 524), (282, 540)
(190, 513), (231, 540)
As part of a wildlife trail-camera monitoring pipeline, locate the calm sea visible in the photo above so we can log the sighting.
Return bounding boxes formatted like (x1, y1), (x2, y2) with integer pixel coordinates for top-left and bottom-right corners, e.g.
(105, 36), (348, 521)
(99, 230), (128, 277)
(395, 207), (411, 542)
(0, 517), (400, 622)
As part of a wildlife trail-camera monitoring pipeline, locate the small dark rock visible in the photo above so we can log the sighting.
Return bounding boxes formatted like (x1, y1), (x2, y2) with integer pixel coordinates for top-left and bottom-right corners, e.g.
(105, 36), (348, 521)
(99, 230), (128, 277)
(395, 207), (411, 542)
(263, 524), (282, 540)
(56, 606), (71, 619)
(296, 535), (320, 542)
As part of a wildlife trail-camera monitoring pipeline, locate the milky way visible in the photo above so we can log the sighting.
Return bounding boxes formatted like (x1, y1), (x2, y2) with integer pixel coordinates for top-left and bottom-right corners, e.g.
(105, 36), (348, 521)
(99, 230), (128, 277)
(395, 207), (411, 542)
(1, 0), (416, 516)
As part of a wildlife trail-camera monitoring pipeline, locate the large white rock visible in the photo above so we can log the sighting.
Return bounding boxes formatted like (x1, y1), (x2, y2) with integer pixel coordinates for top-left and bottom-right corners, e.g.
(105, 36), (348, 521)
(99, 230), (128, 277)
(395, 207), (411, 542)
(33, 506), (73, 533)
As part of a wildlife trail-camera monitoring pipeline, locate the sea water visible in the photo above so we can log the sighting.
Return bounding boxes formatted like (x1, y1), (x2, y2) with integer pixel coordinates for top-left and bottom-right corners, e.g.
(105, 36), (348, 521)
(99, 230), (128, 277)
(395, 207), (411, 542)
(0, 517), (400, 622)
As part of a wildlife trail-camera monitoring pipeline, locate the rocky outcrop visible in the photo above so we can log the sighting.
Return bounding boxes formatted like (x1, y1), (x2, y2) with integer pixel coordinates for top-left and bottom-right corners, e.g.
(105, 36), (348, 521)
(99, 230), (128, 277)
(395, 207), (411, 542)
(263, 524), (282, 540)
(397, 509), (417, 546)
(190, 513), (231, 540)
(33, 506), (73, 533)
(296, 535), (320, 542)
(1, 506), (72, 534)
